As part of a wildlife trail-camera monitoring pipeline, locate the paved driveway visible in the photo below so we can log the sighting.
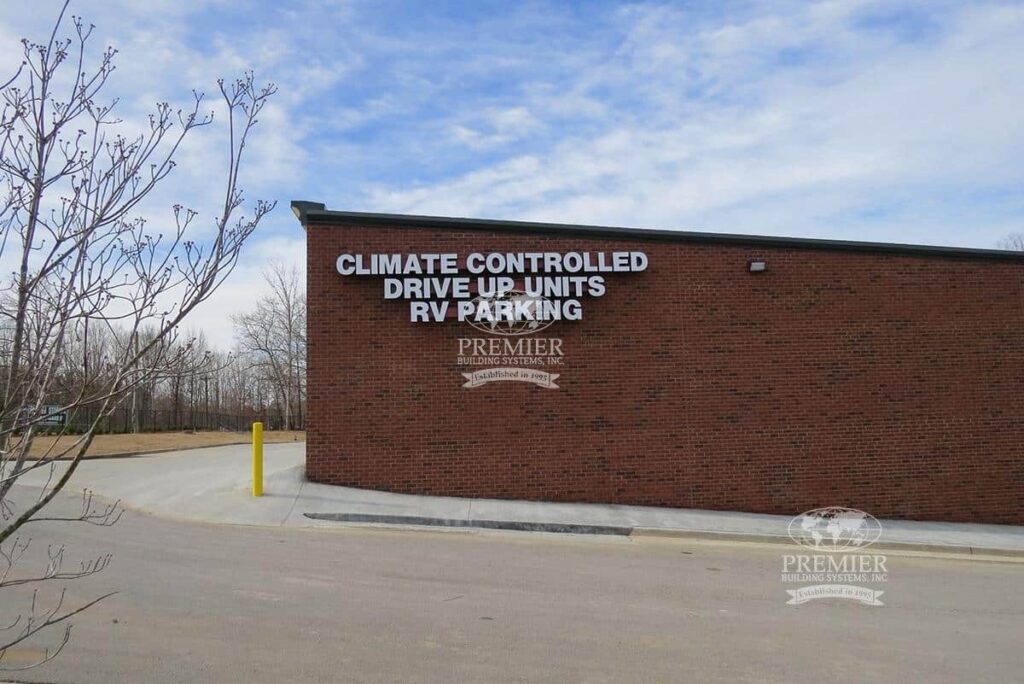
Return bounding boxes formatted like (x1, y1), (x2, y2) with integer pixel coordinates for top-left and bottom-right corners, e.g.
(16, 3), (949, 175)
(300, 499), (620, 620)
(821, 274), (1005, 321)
(4, 487), (1022, 684)
(18, 444), (1024, 553)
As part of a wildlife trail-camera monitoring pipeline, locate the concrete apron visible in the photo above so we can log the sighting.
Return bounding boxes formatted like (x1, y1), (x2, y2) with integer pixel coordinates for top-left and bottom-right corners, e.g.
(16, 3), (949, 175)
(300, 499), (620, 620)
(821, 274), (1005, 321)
(13, 442), (1024, 562)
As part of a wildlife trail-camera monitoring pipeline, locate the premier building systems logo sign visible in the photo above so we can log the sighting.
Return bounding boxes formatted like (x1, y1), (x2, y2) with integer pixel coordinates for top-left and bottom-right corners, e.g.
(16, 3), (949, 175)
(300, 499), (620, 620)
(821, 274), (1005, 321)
(337, 250), (648, 388)
(781, 507), (888, 606)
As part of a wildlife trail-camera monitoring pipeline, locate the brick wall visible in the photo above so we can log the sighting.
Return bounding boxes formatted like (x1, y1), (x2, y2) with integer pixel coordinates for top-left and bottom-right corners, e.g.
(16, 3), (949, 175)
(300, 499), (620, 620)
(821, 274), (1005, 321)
(306, 219), (1024, 524)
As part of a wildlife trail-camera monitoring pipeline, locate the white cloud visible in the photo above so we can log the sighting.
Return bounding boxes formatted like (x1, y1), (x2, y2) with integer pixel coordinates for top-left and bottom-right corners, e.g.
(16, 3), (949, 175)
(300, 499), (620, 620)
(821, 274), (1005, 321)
(361, 1), (1024, 250)
(451, 106), (544, 150)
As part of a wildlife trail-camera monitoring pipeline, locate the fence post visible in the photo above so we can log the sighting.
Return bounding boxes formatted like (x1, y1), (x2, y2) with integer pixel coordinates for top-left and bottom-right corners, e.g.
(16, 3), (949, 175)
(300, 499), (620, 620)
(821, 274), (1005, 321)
(252, 421), (263, 497)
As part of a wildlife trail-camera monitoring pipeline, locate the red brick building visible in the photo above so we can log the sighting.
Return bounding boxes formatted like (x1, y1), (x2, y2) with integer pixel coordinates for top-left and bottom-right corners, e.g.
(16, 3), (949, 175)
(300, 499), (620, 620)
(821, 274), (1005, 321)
(293, 201), (1024, 524)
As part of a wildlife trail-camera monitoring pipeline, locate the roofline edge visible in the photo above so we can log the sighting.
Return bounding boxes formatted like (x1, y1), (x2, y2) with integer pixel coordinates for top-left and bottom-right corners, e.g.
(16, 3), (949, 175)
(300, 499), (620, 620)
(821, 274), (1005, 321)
(289, 201), (1024, 263)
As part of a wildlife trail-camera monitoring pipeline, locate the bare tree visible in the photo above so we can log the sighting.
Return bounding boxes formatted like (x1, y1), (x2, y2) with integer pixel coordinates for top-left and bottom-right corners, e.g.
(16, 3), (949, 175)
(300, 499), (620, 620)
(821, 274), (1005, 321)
(0, 2), (275, 668)
(998, 233), (1024, 251)
(232, 264), (306, 429)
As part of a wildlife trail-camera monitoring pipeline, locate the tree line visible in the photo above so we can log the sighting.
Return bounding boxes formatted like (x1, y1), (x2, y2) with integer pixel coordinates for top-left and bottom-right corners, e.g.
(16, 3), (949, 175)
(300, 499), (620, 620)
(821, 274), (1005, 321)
(0, 263), (307, 433)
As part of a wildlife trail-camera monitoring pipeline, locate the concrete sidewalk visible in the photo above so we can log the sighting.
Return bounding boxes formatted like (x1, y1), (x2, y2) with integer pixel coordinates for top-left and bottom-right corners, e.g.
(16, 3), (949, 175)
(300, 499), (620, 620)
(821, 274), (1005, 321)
(16, 442), (1024, 557)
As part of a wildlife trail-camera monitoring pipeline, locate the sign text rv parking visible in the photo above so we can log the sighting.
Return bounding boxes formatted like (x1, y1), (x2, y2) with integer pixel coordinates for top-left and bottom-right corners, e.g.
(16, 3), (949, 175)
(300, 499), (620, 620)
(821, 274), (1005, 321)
(336, 251), (648, 323)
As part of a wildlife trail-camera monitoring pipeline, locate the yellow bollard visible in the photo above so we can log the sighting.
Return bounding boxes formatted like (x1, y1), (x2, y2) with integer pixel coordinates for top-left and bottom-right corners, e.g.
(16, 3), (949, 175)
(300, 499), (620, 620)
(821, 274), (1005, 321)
(252, 421), (263, 497)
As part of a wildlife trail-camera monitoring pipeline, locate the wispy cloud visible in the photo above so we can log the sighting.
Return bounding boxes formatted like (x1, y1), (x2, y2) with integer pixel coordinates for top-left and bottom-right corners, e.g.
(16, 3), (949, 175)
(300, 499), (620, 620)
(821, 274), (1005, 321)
(363, 1), (1024, 248)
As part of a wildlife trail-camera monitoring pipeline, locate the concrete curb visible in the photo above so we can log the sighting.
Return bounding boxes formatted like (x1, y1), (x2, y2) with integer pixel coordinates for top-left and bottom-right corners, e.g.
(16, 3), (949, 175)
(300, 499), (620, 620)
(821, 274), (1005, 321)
(629, 527), (1024, 559)
(304, 512), (633, 536)
(301, 514), (1024, 559)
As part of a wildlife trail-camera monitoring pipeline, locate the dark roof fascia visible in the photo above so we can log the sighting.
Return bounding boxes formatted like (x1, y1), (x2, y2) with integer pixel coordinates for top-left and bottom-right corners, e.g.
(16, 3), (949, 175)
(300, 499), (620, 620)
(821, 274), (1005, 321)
(290, 201), (1024, 263)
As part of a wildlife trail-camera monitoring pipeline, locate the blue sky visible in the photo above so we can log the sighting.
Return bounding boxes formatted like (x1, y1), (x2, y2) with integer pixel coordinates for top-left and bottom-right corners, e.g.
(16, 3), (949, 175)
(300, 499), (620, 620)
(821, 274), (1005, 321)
(2, 0), (1023, 345)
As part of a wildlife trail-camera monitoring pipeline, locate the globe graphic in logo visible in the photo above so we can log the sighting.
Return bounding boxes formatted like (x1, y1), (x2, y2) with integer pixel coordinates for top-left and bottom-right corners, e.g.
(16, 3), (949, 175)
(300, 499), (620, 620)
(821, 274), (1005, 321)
(787, 507), (882, 552)
(466, 290), (556, 336)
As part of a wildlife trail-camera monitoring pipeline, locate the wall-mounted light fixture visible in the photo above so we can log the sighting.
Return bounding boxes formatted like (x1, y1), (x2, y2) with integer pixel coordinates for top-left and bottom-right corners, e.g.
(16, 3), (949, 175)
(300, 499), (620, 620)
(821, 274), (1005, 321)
(747, 259), (767, 274)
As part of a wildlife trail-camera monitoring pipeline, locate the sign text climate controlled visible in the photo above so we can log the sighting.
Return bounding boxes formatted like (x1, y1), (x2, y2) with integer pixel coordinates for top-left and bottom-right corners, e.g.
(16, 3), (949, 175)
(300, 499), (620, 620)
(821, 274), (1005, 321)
(335, 251), (648, 323)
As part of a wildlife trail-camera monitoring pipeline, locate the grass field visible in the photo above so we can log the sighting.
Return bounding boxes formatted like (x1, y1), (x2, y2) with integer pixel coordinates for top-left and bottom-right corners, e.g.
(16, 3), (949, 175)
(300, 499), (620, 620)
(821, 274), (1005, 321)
(28, 430), (305, 459)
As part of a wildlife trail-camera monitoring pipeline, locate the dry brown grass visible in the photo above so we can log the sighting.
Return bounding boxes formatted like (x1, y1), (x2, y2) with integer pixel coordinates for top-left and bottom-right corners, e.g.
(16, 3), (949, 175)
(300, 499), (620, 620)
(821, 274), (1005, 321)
(28, 430), (305, 459)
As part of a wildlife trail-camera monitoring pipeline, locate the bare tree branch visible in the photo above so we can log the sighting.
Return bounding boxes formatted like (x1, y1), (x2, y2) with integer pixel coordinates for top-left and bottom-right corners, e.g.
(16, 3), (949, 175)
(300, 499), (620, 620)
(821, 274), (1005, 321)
(231, 264), (306, 430)
(998, 232), (1024, 251)
(0, 2), (275, 667)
